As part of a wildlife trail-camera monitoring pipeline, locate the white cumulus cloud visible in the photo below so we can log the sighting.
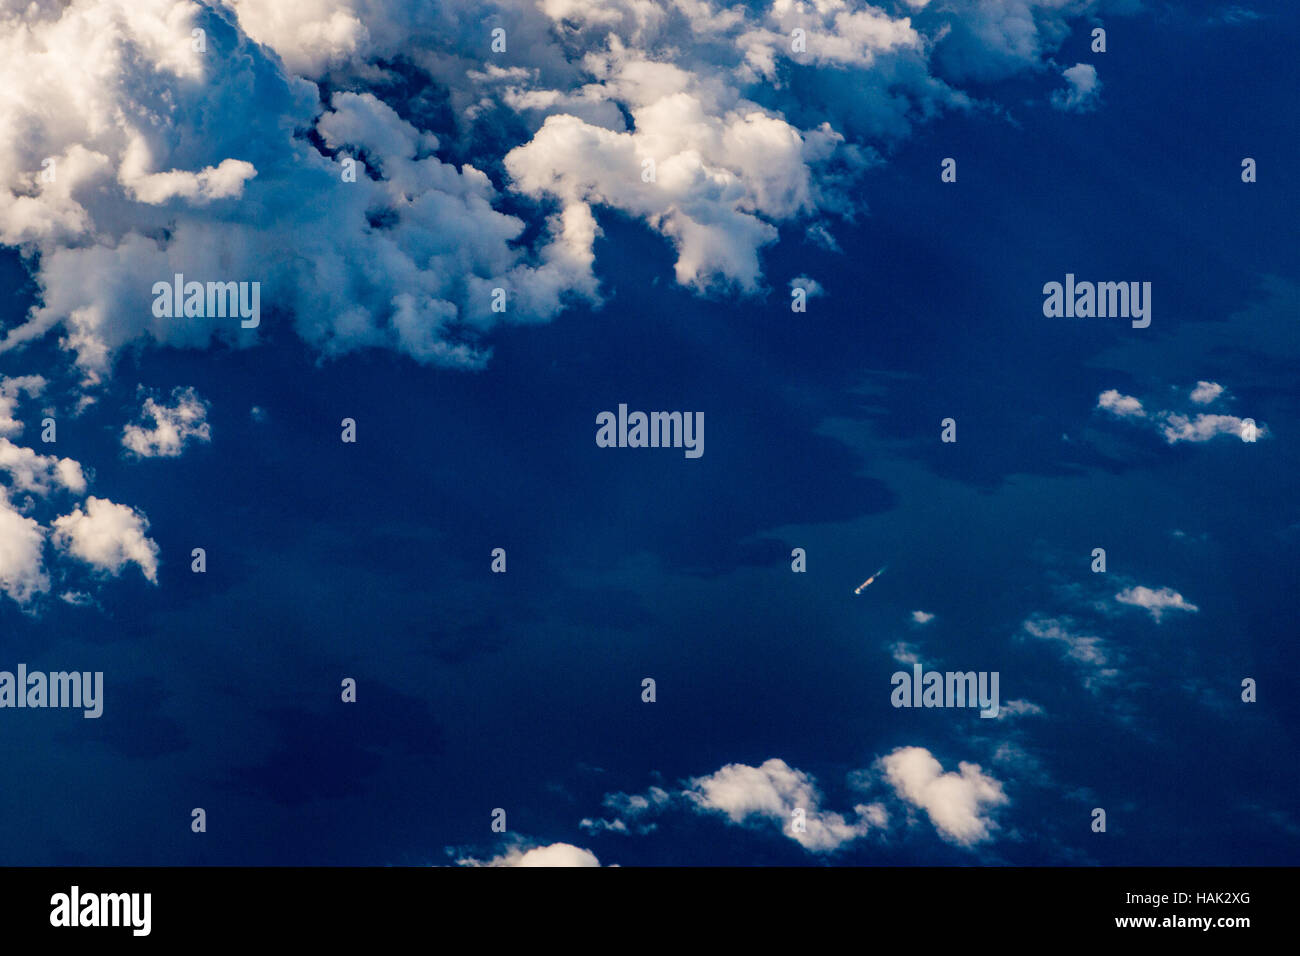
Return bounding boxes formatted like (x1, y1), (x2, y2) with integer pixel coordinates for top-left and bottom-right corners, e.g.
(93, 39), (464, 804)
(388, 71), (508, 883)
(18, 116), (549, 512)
(1051, 62), (1101, 113)
(686, 757), (887, 852)
(878, 746), (1008, 847)
(0, 1), (598, 384)
(50, 496), (160, 583)
(0, 438), (86, 496)
(1189, 380), (1224, 404)
(457, 842), (602, 867)
(1097, 389), (1145, 418)
(1115, 585), (1198, 622)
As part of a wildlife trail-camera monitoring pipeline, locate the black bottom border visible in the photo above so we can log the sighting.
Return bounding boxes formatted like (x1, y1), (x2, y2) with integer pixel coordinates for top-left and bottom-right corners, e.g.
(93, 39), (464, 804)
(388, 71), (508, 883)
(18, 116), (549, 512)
(3, 866), (1286, 941)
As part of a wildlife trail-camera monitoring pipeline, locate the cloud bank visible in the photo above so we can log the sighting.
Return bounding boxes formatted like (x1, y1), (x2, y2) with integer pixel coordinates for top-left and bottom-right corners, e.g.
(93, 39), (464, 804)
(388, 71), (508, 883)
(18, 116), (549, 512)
(0, 0), (1120, 385)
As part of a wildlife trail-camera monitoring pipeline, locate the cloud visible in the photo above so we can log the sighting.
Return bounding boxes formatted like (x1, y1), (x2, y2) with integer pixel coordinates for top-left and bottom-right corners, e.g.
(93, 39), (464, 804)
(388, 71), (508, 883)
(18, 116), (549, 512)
(1021, 615), (1118, 691)
(1189, 380), (1224, 404)
(910, 610), (935, 624)
(686, 758), (886, 852)
(580, 785), (670, 835)
(124, 157), (258, 206)
(216, 0), (372, 75)
(0, 2), (598, 384)
(0, 488), (49, 604)
(1023, 616), (1108, 666)
(50, 496), (160, 583)
(1097, 385), (1267, 443)
(790, 276), (824, 297)
(504, 102), (814, 293)
(489, 1), (963, 292)
(1115, 586), (1199, 622)
(890, 641), (922, 666)
(122, 387), (212, 458)
(0, 375), (47, 437)
(1214, 6), (1263, 26)
(590, 747), (1019, 853)
(878, 746), (1008, 846)
(578, 817), (631, 834)
(927, 0), (1103, 82)
(602, 786), (671, 817)
(1051, 63), (1102, 113)
(1159, 413), (1260, 444)
(0, 371), (163, 607)
(457, 841), (602, 867)
(0, 438), (87, 496)
(0, 0), (1121, 386)
(995, 699), (1045, 720)
(1097, 389), (1145, 418)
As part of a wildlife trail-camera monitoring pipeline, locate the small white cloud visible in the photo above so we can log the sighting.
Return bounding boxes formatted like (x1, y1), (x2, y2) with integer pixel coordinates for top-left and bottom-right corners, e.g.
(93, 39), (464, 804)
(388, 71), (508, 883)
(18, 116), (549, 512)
(579, 817), (631, 834)
(123, 155), (258, 206)
(457, 842), (602, 867)
(1097, 389), (1145, 418)
(1189, 381), (1224, 405)
(878, 746), (1008, 847)
(789, 276), (824, 297)
(122, 387), (211, 458)
(50, 496), (160, 583)
(1115, 585), (1198, 622)
(602, 787), (671, 817)
(889, 641), (922, 666)
(1051, 63), (1101, 113)
(910, 610), (935, 625)
(805, 223), (841, 252)
(995, 699), (1045, 720)
(686, 758), (884, 852)
(0, 376), (47, 438)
